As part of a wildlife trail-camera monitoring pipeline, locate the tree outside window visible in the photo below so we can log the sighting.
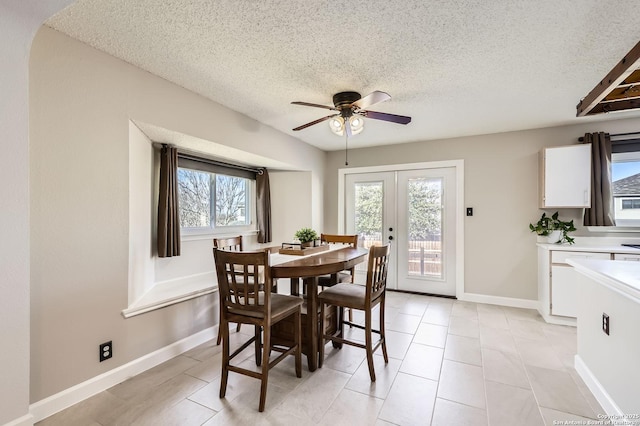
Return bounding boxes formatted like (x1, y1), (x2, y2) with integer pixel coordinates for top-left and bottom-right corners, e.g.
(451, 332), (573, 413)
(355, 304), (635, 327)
(178, 168), (249, 228)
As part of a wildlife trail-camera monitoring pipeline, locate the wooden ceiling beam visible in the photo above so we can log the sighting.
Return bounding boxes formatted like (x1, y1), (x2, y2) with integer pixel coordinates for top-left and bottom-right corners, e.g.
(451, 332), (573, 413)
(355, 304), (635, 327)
(621, 69), (640, 85)
(603, 85), (640, 102)
(576, 41), (640, 117)
(584, 98), (640, 115)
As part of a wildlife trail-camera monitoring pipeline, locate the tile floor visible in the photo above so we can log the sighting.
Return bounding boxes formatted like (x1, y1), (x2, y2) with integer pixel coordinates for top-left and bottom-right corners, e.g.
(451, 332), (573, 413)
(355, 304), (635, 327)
(37, 292), (605, 425)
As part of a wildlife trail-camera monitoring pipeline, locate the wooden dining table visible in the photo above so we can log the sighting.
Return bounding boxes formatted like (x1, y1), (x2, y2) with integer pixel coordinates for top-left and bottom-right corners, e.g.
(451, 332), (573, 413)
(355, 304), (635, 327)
(270, 246), (368, 371)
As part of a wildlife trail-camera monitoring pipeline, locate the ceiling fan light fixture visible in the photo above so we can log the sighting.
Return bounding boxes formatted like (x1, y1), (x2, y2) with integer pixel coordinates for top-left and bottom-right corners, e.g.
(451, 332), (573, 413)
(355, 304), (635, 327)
(349, 116), (364, 135)
(329, 116), (345, 135)
(328, 115), (364, 136)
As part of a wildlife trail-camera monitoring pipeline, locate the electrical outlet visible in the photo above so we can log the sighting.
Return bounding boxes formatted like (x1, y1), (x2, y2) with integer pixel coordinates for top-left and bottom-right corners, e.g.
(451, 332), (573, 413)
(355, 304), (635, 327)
(99, 341), (113, 362)
(602, 313), (610, 335)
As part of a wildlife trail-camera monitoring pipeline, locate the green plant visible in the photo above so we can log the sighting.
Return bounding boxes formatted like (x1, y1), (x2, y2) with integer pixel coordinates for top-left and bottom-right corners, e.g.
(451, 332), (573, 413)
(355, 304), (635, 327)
(294, 227), (318, 243)
(529, 211), (576, 244)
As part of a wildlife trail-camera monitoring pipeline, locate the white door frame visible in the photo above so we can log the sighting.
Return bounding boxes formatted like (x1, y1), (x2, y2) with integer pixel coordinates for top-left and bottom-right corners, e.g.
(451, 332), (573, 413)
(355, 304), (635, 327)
(338, 160), (465, 298)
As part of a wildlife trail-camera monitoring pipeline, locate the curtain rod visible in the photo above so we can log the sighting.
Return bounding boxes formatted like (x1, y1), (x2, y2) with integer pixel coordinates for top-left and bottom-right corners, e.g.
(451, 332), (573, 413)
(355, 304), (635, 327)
(170, 148), (264, 175)
(158, 142), (265, 175)
(578, 131), (640, 142)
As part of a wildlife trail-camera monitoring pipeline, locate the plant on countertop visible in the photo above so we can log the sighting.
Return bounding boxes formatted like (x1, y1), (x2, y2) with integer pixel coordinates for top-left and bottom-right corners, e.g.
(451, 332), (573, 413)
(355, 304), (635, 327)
(529, 211), (576, 244)
(294, 227), (318, 243)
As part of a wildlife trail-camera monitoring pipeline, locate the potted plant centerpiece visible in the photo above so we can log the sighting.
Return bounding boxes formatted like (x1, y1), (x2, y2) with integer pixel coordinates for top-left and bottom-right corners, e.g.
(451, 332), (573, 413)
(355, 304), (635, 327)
(529, 211), (576, 244)
(294, 227), (319, 248)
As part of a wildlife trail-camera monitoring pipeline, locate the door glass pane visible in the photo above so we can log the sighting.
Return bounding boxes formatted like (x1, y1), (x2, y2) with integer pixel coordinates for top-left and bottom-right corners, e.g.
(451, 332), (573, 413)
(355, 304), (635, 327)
(355, 181), (384, 249)
(407, 177), (443, 279)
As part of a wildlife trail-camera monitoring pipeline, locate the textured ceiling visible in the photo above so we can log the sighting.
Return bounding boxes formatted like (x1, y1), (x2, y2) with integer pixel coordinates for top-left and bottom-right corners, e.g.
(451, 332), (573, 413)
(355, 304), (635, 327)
(46, 0), (640, 152)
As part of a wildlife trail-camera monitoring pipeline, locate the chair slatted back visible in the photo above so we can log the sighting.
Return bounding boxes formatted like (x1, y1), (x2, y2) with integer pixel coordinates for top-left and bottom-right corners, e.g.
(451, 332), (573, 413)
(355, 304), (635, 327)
(213, 235), (243, 252)
(366, 244), (390, 303)
(320, 234), (359, 286)
(214, 248), (271, 319)
(320, 234), (358, 247)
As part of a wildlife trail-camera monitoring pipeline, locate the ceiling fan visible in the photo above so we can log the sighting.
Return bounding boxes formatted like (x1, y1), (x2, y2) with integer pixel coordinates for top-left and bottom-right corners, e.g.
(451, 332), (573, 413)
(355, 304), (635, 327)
(291, 90), (411, 137)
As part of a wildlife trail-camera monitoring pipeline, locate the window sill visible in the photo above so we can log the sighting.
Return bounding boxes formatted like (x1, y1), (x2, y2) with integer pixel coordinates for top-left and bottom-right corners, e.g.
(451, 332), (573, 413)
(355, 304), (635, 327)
(122, 272), (217, 318)
(181, 228), (258, 242)
(587, 226), (640, 233)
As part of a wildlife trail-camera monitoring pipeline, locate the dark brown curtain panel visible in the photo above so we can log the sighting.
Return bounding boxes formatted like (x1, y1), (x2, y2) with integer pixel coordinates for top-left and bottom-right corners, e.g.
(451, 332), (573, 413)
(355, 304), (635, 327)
(256, 168), (272, 243)
(583, 132), (615, 226)
(157, 145), (181, 257)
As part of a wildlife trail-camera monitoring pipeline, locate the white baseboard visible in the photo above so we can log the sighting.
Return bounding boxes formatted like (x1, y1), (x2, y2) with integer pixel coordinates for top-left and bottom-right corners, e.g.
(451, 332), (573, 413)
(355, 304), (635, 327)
(538, 311), (577, 327)
(29, 325), (218, 423)
(2, 413), (34, 426)
(459, 292), (539, 310)
(574, 355), (623, 419)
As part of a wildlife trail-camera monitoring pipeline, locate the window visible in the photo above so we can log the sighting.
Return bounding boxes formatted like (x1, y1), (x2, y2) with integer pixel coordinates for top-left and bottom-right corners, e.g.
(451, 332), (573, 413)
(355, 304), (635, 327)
(176, 155), (255, 231)
(611, 140), (640, 226)
(622, 199), (640, 209)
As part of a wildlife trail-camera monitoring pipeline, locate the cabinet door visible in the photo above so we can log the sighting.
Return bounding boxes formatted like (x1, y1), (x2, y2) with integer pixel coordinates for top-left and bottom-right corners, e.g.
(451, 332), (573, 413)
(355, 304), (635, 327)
(551, 265), (578, 317)
(541, 144), (591, 208)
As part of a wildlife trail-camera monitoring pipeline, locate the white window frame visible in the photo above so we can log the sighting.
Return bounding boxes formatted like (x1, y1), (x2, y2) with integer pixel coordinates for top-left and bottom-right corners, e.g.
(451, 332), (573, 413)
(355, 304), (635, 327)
(177, 167), (257, 238)
(590, 149), (640, 231)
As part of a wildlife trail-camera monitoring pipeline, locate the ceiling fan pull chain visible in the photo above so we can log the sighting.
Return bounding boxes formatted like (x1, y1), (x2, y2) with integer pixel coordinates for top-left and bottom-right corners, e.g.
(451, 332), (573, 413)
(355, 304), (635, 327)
(345, 134), (349, 166)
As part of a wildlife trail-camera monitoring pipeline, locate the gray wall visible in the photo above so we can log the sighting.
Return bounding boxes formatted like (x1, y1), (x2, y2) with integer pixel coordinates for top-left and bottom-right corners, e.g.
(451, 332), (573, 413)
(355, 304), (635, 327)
(0, 2), (76, 423)
(325, 118), (640, 301)
(29, 26), (325, 402)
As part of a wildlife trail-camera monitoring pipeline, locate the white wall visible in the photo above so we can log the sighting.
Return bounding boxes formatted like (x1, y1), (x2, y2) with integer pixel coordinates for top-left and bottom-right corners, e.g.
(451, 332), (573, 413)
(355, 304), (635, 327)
(325, 117), (640, 301)
(270, 171), (314, 244)
(0, 2), (76, 424)
(577, 272), (640, 414)
(29, 26), (325, 404)
(128, 122), (156, 304)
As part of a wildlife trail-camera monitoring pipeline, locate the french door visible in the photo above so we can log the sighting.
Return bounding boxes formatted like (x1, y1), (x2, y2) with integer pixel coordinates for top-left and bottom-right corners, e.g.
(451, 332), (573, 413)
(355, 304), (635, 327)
(344, 166), (458, 296)
(345, 172), (397, 288)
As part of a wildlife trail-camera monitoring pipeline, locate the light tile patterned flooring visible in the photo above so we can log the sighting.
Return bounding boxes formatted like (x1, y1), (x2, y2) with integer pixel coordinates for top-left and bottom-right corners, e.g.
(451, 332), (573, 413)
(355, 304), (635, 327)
(37, 292), (604, 425)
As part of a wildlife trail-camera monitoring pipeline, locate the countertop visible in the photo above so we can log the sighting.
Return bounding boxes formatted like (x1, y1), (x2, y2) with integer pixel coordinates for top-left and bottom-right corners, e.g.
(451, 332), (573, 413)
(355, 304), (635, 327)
(567, 258), (640, 303)
(536, 243), (640, 254)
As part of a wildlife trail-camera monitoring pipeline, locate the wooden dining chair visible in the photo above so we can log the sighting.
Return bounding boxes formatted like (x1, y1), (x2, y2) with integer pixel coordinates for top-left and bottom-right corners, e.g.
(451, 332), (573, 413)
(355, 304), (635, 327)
(214, 235), (243, 252)
(214, 236), (244, 345)
(317, 234), (359, 287)
(318, 244), (390, 381)
(214, 248), (302, 412)
(317, 233), (359, 324)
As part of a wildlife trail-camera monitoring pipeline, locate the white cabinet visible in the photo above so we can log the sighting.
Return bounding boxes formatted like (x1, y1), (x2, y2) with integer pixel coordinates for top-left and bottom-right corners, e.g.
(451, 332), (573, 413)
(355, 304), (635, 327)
(538, 248), (611, 324)
(539, 144), (591, 208)
(550, 265), (577, 317)
(550, 251), (610, 318)
(539, 246), (640, 325)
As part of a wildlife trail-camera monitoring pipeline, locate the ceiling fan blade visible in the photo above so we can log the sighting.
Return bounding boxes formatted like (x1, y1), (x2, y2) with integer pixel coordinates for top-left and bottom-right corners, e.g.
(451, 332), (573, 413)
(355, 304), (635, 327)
(292, 114), (339, 131)
(352, 91), (391, 109)
(291, 101), (337, 111)
(362, 110), (412, 125)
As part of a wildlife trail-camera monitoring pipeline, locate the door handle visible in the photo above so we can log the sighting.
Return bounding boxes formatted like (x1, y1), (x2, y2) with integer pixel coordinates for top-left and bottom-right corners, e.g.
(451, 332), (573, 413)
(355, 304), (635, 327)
(388, 236), (393, 241)
(389, 227), (393, 232)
